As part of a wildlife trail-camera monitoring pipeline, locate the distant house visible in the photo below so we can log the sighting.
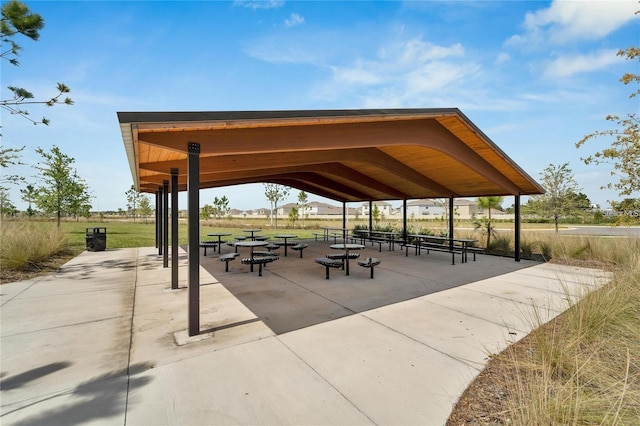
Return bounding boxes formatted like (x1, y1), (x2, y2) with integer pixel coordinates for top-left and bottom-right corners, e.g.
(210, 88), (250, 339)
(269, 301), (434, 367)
(359, 201), (393, 217)
(454, 199), (479, 219)
(405, 199), (446, 218)
(246, 208), (269, 218)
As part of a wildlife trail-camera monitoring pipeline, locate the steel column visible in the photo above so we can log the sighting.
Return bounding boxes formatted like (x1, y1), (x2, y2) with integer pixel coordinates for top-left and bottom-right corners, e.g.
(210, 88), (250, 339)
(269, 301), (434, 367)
(368, 200), (373, 231)
(448, 197), (454, 251)
(158, 186), (163, 256)
(187, 143), (200, 336)
(171, 169), (179, 289)
(163, 179), (169, 268)
(515, 195), (521, 262)
(155, 191), (159, 248)
(342, 201), (346, 239)
(402, 199), (407, 243)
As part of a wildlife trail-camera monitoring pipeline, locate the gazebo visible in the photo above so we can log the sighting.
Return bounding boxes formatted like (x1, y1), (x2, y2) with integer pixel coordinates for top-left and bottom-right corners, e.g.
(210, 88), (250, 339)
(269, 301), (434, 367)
(118, 108), (544, 335)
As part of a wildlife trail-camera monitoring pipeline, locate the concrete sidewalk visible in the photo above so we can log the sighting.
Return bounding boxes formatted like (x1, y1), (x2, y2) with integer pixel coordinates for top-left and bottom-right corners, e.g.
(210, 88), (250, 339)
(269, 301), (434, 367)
(1, 246), (611, 425)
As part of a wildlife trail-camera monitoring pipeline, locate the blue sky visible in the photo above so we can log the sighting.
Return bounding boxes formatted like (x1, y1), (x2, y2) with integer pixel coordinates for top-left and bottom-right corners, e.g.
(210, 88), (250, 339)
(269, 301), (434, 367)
(3, 0), (639, 212)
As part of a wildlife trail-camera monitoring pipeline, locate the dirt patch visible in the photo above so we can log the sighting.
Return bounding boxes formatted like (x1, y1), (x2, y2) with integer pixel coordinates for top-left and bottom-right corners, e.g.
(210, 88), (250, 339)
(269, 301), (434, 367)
(0, 251), (79, 284)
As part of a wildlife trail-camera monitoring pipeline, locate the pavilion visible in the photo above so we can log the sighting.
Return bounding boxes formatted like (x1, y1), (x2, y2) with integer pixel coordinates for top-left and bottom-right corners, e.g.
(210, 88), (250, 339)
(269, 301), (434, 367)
(118, 108), (544, 336)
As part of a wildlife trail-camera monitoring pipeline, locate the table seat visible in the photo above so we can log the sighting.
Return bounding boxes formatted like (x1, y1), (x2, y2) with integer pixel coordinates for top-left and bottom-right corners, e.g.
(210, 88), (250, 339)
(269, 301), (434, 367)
(314, 257), (344, 279)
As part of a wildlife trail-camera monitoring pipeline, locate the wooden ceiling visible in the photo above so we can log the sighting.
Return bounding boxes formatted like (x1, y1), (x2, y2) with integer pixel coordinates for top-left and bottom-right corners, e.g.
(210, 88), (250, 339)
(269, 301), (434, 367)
(118, 109), (543, 202)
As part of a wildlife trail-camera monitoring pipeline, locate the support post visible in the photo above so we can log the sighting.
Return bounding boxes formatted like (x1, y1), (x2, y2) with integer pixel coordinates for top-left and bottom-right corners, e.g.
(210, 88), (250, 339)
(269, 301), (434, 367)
(515, 194), (521, 262)
(187, 143), (200, 336)
(448, 197), (454, 251)
(368, 200), (373, 231)
(155, 191), (159, 248)
(342, 201), (346, 240)
(163, 179), (169, 268)
(171, 169), (179, 289)
(403, 199), (408, 243)
(158, 186), (163, 256)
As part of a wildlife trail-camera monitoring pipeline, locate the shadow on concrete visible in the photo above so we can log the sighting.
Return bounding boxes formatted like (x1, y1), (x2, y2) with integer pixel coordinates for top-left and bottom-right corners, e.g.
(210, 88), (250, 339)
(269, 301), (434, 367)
(200, 240), (540, 335)
(1, 362), (72, 391)
(54, 257), (136, 280)
(2, 362), (153, 426)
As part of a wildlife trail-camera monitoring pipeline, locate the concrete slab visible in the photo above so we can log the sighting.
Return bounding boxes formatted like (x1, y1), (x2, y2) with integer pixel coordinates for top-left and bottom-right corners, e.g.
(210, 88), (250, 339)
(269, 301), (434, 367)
(362, 298), (520, 370)
(279, 314), (478, 426)
(1, 242), (612, 426)
(126, 337), (372, 425)
(0, 249), (137, 425)
(200, 241), (540, 334)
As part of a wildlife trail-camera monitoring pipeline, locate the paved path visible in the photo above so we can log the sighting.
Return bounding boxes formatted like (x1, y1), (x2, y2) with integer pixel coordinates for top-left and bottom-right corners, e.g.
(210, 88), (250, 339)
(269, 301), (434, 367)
(1, 247), (611, 425)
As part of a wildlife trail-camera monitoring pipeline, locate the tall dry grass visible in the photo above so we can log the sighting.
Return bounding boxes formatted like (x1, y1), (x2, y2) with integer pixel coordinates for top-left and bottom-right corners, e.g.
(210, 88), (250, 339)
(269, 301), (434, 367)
(499, 237), (640, 424)
(0, 221), (69, 272)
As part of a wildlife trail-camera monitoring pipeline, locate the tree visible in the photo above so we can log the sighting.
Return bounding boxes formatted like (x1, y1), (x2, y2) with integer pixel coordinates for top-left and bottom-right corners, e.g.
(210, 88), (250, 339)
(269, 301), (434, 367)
(212, 195), (230, 219)
(20, 183), (37, 217)
(0, 145), (24, 189)
(610, 198), (640, 225)
(264, 183), (290, 229)
(125, 185), (142, 221)
(1, 0), (73, 126)
(576, 46), (639, 197)
(0, 187), (16, 216)
(34, 145), (91, 227)
(68, 180), (92, 220)
(200, 204), (214, 220)
(476, 196), (503, 248)
(288, 206), (299, 228)
(534, 163), (583, 233)
(138, 195), (153, 224)
(372, 204), (381, 225)
(297, 190), (308, 228)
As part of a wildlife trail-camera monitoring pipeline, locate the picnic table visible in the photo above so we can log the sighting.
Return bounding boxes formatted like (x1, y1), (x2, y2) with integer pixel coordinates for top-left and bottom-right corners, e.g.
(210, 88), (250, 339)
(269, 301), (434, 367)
(207, 232), (232, 253)
(242, 229), (262, 241)
(330, 243), (365, 276)
(353, 229), (400, 251)
(274, 234), (297, 256)
(321, 227), (350, 243)
(234, 240), (268, 272)
(406, 234), (477, 264)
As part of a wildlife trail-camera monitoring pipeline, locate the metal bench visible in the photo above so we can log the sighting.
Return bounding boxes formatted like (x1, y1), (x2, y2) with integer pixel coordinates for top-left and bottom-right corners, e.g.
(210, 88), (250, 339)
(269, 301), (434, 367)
(357, 257), (381, 278)
(199, 241), (218, 256)
(241, 256), (277, 276)
(466, 246), (484, 261)
(251, 251), (279, 259)
(219, 252), (239, 272)
(326, 252), (360, 270)
(314, 257), (344, 279)
(291, 243), (308, 258)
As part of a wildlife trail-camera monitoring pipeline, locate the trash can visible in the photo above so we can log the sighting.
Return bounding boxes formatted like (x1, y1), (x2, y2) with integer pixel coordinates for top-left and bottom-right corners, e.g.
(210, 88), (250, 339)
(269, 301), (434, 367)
(86, 227), (107, 252)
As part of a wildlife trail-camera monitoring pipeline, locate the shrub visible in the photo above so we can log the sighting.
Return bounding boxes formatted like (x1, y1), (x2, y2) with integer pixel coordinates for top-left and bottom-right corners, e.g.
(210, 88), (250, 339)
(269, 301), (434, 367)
(487, 233), (511, 255)
(0, 222), (68, 271)
(519, 238), (534, 258)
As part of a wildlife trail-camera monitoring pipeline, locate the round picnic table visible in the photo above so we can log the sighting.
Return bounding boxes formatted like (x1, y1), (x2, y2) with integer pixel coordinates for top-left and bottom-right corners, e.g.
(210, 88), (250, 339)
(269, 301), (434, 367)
(234, 240), (268, 272)
(274, 234), (297, 256)
(207, 232), (232, 253)
(242, 229), (262, 241)
(330, 243), (365, 276)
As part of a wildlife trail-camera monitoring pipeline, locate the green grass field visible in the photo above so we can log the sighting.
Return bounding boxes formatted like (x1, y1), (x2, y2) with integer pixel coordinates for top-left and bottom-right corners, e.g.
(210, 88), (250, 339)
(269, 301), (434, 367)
(61, 220), (324, 250)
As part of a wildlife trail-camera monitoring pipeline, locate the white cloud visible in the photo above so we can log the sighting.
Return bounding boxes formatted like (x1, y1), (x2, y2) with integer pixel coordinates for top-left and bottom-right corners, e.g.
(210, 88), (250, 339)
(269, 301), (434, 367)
(284, 13), (304, 28)
(233, 0), (284, 10)
(311, 38), (480, 108)
(331, 65), (382, 86)
(495, 52), (510, 65)
(510, 0), (638, 45)
(543, 49), (622, 78)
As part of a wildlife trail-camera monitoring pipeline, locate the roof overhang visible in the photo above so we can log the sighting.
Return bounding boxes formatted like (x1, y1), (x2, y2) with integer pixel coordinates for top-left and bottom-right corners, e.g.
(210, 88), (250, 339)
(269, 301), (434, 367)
(118, 108), (543, 202)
